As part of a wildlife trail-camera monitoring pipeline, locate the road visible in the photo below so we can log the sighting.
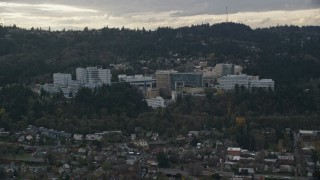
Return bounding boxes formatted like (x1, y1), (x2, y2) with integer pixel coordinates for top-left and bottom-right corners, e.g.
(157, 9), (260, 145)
(158, 168), (310, 180)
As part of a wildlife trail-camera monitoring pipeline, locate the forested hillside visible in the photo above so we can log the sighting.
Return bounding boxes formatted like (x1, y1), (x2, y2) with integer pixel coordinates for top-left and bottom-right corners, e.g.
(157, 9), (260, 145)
(1, 23), (320, 134)
(0, 84), (148, 133)
(0, 23), (320, 86)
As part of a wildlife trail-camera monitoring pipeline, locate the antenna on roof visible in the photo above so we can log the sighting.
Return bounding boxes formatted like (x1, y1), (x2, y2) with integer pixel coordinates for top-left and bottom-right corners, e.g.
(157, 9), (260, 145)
(226, 6), (229, 23)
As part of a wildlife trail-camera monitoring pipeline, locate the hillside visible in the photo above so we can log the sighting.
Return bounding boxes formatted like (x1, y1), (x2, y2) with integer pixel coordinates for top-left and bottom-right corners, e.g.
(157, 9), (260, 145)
(1, 23), (320, 134)
(0, 23), (320, 86)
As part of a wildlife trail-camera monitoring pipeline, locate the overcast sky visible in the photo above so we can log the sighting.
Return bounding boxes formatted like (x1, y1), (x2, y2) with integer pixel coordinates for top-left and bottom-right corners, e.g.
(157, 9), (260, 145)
(0, 0), (319, 30)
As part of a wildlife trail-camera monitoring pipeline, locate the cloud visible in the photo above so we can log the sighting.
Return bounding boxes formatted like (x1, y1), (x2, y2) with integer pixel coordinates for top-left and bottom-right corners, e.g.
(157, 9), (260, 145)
(2, 0), (319, 15)
(0, 2), (98, 13)
(0, 1), (319, 30)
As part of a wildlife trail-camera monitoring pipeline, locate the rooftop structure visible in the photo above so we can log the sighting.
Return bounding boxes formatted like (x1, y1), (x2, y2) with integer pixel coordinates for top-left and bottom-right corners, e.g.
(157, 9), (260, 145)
(118, 75), (155, 88)
(227, 147), (241, 156)
(118, 74), (156, 96)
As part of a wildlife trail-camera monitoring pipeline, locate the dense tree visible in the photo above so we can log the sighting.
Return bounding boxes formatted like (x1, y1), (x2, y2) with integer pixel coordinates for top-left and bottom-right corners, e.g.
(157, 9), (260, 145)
(157, 152), (170, 168)
(0, 23), (320, 138)
(0, 23), (319, 86)
(0, 84), (148, 133)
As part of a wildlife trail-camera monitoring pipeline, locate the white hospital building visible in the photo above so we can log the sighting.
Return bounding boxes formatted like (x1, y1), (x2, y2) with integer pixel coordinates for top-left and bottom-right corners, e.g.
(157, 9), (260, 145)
(218, 74), (274, 91)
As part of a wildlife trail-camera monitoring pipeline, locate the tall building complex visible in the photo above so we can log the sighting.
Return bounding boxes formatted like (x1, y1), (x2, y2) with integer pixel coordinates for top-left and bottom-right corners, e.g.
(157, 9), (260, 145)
(86, 67), (100, 84)
(44, 63), (273, 99)
(44, 67), (112, 99)
(98, 68), (112, 85)
(118, 74), (155, 89)
(170, 72), (203, 91)
(76, 68), (87, 84)
(76, 67), (112, 85)
(155, 70), (177, 91)
(215, 63), (234, 77)
(53, 73), (72, 87)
